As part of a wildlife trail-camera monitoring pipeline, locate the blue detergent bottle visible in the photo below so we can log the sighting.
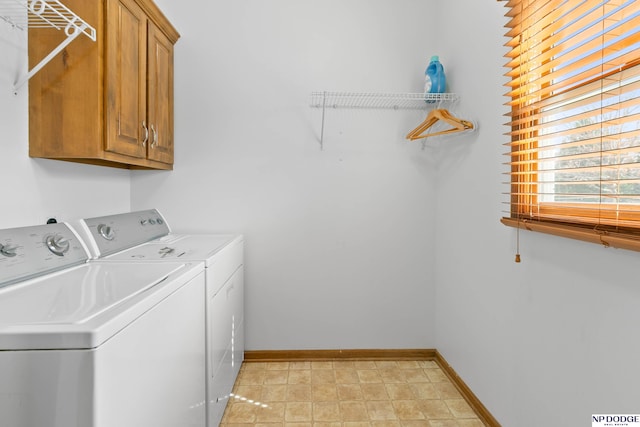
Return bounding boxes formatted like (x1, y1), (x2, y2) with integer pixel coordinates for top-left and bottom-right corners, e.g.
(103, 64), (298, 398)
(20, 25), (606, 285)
(424, 55), (446, 101)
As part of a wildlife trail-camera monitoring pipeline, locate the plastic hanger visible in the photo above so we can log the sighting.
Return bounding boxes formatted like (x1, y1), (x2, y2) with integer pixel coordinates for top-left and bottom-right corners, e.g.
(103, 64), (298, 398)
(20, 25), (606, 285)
(406, 108), (474, 140)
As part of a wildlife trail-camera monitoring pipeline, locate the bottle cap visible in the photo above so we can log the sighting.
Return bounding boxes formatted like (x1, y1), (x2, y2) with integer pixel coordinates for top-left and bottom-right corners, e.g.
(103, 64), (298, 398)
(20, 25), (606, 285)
(430, 55), (439, 62)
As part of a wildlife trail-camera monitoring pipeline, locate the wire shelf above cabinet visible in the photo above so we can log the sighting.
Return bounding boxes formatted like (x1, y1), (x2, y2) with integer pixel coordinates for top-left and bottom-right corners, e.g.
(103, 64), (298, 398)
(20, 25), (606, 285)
(0, 0), (96, 92)
(310, 91), (459, 110)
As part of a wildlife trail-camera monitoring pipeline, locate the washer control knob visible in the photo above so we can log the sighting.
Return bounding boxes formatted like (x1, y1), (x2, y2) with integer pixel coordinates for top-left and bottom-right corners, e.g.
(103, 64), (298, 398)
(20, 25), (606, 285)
(0, 243), (18, 257)
(149, 218), (157, 225)
(156, 218), (163, 225)
(45, 235), (70, 256)
(97, 224), (115, 241)
(140, 219), (148, 226)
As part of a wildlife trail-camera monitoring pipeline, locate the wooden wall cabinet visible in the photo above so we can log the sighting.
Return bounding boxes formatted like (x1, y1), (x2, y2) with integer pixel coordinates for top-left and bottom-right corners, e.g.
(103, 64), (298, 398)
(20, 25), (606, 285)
(28, 0), (180, 170)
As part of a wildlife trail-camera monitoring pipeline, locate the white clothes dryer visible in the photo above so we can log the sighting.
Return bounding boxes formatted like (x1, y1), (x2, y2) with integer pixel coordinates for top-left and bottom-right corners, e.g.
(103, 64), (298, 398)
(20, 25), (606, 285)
(75, 209), (244, 427)
(0, 222), (206, 427)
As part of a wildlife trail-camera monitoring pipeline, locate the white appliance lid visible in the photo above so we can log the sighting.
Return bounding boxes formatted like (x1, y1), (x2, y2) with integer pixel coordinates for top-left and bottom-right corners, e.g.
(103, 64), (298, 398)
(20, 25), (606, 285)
(103, 234), (240, 266)
(0, 261), (202, 350)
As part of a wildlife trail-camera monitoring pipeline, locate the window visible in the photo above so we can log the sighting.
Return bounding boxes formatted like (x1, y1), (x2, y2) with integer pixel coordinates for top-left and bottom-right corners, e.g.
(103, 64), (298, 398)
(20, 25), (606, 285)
(502, 0), (640, 251)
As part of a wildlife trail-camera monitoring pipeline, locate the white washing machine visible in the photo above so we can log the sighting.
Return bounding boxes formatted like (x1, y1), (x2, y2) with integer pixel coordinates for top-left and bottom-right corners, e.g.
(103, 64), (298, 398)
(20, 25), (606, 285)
(74, 209), (244, 427)
(0, 222), (206, 427)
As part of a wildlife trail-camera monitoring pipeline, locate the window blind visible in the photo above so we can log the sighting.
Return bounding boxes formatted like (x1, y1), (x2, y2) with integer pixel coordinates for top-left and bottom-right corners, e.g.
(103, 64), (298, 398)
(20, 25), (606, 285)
(502, 0), (640, 251)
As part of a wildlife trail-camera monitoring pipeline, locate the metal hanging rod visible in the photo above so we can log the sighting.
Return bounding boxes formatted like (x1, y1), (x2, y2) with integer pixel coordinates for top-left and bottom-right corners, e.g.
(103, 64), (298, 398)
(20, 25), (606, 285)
(310, 92), (459, 110)
(1, 0), (96, 93)
(309, 91), (460, 149)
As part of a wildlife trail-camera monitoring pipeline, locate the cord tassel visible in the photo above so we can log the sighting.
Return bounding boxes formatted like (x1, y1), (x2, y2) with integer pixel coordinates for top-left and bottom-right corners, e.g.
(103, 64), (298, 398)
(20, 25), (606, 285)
(515, 217), (521, 263)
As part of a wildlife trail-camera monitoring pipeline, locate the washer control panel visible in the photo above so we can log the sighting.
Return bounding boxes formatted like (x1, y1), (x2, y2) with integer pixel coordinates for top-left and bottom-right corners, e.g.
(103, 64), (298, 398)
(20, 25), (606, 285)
(0, 223), (88, 288)
(79, 209), (170, 257)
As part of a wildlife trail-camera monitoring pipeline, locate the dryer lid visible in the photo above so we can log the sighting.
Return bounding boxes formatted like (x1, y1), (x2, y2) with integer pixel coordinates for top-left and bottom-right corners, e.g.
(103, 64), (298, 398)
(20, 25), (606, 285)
(104, 234), (239, 265)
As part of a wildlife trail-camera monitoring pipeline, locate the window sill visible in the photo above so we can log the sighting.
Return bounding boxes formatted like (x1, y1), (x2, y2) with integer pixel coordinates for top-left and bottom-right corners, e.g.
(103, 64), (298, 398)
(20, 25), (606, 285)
(501, 217), (640, 253)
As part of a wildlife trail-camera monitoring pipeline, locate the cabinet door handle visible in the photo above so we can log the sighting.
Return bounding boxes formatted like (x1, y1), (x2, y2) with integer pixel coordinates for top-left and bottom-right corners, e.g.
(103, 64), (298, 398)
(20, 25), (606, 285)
(150, 124), (158, 148)
(141, 121), (149, 147)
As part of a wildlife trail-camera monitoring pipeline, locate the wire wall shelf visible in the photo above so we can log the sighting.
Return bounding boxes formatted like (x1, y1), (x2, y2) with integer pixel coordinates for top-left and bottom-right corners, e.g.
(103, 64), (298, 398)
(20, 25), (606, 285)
(1, 0), (96, 92)
(310, 91), (460, 149)
(310, 92), (459, 110)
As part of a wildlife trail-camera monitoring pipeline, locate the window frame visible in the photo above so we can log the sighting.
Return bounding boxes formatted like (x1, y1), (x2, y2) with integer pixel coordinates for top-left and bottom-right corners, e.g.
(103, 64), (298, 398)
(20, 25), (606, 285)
(502, 0), (640, 251)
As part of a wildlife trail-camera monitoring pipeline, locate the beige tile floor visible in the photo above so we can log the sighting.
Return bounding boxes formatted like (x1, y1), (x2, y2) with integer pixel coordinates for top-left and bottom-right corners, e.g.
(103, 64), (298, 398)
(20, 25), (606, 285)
(220, 360), (487, 427)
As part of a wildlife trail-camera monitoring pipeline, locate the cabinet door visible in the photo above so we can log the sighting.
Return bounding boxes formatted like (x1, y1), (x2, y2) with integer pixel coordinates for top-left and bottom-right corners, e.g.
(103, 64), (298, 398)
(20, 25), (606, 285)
(105, 0), (148, 159)
(146, 23), (174, 165)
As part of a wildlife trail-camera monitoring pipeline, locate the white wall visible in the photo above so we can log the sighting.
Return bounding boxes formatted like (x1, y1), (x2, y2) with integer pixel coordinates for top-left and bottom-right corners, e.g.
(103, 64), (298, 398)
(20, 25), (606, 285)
(435, 1), (640, 426)
(132, 0), (439, 350)
(5, 1), (639, 425)
(0, 23), (130, 228)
